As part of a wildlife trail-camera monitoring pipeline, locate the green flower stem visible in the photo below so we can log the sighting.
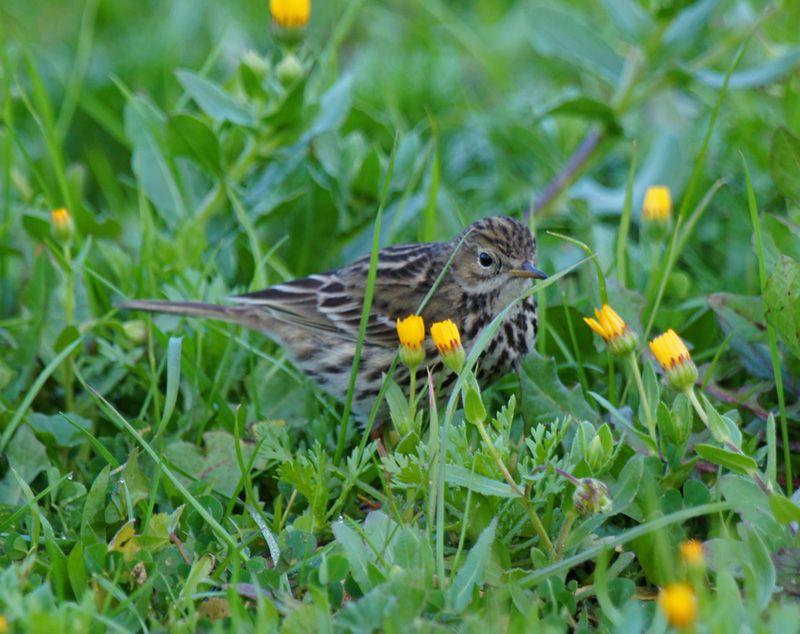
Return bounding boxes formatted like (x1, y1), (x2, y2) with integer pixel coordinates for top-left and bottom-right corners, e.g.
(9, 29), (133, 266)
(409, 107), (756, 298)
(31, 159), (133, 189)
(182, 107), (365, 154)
(627, 354), (657, 452)
(685, 387), (709, 427)
(473, 417), (554, 558)
(408, 365), (417, 428)
(555, 510), (577, 559)
(63, 241), (75, 411)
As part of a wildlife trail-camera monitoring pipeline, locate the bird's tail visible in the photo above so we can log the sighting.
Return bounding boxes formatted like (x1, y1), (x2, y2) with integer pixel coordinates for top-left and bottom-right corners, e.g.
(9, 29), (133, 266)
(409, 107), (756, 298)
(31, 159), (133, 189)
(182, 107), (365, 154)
(119, 299), (269, 331)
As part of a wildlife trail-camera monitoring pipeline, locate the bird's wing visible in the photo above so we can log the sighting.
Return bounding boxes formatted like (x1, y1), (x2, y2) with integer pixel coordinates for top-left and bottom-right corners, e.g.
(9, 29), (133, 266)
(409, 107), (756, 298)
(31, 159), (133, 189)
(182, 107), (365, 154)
(230, 242), (451, 347)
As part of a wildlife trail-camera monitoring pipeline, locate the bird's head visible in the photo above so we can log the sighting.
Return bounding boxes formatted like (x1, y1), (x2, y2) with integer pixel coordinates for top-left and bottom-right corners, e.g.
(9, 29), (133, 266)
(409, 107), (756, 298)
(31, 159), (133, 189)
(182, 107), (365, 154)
(449, 216), (547, 296)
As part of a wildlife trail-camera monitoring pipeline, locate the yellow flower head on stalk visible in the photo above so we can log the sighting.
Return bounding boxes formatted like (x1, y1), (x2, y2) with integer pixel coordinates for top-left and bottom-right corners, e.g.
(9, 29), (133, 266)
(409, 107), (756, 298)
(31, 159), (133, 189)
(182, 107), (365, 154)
(649, 329), (698, 392)
(643, 185), (672, 223)
(430, 319), (465, 374)
(396, 314), (425, 369)
(269, 0), (310, 27)
(584, 304), (638, 356)
(51, 207), (75, 243)
(658, 583), (697, 629)
(679, 539), (705, 567)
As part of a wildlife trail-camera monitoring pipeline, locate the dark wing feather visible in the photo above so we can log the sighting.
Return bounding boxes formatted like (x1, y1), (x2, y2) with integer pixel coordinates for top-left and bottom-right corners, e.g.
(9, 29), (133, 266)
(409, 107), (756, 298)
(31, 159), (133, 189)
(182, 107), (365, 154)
(230, 242), (451, 347)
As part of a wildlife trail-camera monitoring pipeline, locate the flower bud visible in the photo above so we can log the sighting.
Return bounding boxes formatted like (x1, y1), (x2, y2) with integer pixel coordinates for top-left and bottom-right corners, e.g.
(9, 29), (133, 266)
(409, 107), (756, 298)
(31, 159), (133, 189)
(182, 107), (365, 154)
(276, 53), (304, 85)
(679, 539), (705, 569)
(396, 315), (425, 370)
(649, 329), (698, 392)
(584, 304), (638, 357)
(572, 478), (612, 515)
(51, 208), (75, 243)
(430, 320), (465, 374)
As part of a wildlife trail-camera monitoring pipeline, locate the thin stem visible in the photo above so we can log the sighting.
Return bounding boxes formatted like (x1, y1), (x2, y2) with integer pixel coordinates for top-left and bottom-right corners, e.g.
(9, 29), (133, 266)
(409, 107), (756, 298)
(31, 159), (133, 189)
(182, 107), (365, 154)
(555, 511), (577, 559)
(628, 354), (657, 451)
(686, 387), (709, 427)
(63, 242), (75, 411)
(408, 365), (417, 428)
(474, 417), (554, 557)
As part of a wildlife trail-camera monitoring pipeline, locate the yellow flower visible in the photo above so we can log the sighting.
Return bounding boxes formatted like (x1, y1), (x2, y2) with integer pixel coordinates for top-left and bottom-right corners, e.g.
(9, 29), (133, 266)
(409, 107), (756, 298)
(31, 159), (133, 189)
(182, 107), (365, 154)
(658, 583), (697, 629)
(396, 315), (425, 368)
(643, 185), (672, 223)
(0, 615), (7, 633)
(679, 539), (705, 567)
(584, 304), (638, 356)
(51, 207), (75, 243)
(269, 0), (310, 27)
(649, 329), (698, 391)
(430, 319), (465, 373)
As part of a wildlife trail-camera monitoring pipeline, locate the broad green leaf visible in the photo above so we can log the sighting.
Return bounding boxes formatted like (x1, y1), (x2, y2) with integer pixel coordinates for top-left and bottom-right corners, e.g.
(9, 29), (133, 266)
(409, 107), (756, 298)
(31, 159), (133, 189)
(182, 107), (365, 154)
(612, 454), (643, 519)
(27, 412), (91, 448)
(771, 127), (800, 203)
(520, 353), (599, 424)
(446, 518), (497, 613)
(769, 494), (800, 525)
(165, 431), (255, 498)
(0, 425), (49, 504)
(332, 519), (371, 593)
(167, 114), (221, 174)
(763, 255), (800, 359)
(695, 444), (756, 475)
(695, 49), (800, 89)
(175, 69), (254, 126)
(528, 6), (622, 84)
(662, 0), (719, 50)
(742, 524), (776, 611)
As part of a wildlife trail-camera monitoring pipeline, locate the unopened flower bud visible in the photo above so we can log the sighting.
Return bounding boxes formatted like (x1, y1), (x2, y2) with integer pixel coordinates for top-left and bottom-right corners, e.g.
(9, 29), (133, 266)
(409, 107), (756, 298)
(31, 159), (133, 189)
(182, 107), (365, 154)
(51, 208), (75, 243)
(573, 478), (612, 515)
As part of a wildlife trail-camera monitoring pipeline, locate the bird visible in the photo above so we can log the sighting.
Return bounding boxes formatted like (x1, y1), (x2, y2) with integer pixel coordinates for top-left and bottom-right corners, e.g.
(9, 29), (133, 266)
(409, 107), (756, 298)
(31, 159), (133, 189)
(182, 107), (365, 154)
(121, 215), (547, 421)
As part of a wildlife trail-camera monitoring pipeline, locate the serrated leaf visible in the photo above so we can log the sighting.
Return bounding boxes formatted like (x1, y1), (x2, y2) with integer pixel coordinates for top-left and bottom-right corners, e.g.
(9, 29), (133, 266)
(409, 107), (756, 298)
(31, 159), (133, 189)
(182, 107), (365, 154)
(520, 352), (599, 423)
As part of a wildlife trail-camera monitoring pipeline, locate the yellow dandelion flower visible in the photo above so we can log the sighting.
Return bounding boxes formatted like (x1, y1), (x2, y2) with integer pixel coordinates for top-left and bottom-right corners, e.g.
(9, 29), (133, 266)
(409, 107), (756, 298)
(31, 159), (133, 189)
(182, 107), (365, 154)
(396, 315), (425, 368)
(679, 539), (705, 567)
(584, 304), (638, 356)
(649, 329), (698, 391)
(430, 319), (465, 373)
(51, 207), (75, 243)
(269, 0), (310, 27)
(658, 583), (697, 629)
(643, 185), (672, 223)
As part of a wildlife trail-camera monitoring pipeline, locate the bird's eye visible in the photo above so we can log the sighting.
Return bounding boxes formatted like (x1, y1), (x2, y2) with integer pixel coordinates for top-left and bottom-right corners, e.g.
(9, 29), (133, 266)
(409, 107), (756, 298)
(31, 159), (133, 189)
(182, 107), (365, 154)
(478, 251), (494, 269)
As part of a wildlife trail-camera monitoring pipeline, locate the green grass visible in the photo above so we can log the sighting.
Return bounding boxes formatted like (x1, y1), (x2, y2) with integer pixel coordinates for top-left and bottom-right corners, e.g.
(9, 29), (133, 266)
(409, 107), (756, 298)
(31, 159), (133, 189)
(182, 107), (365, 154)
(2, 0), (800, 631)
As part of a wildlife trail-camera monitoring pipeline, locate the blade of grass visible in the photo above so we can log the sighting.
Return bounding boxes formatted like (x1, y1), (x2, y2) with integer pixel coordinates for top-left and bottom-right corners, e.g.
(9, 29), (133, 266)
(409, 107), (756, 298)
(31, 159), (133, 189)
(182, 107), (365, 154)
(81, 380), (247, 560)
(335, 134), (399, 464)
(616, 141), (638, 288)
(0, 336), (83, 452)
(742, 153), (790, 495)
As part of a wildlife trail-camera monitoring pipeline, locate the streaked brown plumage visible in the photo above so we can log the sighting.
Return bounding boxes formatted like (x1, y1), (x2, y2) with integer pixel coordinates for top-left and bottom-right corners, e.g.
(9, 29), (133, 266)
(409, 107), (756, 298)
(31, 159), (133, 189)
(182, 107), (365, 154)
(122, 216), (546, 420)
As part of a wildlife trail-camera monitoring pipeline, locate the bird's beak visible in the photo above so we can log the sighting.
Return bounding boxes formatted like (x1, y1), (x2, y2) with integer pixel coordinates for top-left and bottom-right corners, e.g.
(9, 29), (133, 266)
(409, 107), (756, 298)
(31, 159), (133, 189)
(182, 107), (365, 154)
(510, 262), (548, 280)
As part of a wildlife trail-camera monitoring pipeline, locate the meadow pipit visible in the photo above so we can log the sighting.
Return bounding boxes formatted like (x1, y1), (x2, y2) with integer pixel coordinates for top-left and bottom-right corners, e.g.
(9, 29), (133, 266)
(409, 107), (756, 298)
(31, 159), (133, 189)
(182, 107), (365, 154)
(123, 216), (546, 418)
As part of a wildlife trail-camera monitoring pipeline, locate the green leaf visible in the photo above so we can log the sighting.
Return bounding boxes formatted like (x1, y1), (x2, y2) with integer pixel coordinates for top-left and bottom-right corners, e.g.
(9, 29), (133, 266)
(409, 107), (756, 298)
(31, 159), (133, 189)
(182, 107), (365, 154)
(520, 352), (599, 424)
(0, 425), (49, 504)
(694, 49), (800, 89)
(463, 386), (487, 425)
(769, 494), (800, 525)
(332, 519), (371, 593)
(611, 454), (643, 519)
(445, 465), (515, 498)
(696, 444), (756, 475)
(763, 255), (800, 359)
(543, 96), (621, 131)
(528, 6), (622, 84)
(742, 523), (777, 611)
(27, 412), (91, 448)
(165, 431), (255, 498)
(175, 69), (254, 126)
(446, 517), (497, 613)
(167, 114), (221, 174)
(771, 127), (800, 203)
